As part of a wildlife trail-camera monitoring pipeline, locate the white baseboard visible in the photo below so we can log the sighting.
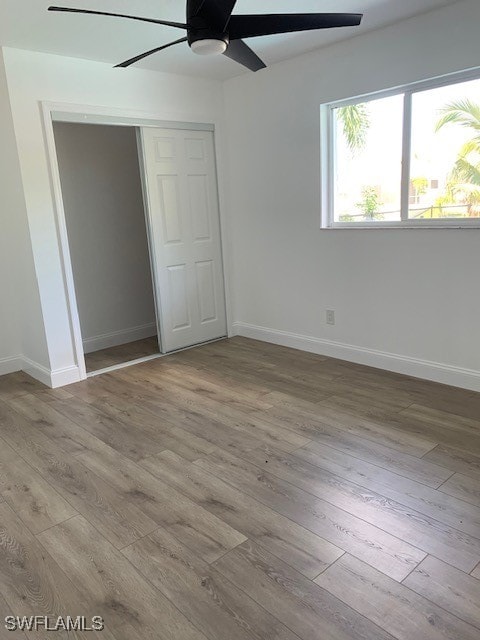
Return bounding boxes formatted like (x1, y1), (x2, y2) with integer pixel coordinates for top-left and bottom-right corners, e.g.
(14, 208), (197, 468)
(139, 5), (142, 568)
(82, 322), (157, 354)
(232, 321), (480, 393)
(50, 365), (82, 388)
(0, 356), (22, 377)
(0, 355), (81, 389)
(21, 357), (52, 387)
(21, 357), (81, 389)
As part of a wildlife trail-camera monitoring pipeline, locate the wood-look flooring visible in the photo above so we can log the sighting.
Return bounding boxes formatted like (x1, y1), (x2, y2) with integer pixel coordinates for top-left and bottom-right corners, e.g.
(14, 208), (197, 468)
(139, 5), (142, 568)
(84, 335), (159, 373)
(0, 336), (479, 639)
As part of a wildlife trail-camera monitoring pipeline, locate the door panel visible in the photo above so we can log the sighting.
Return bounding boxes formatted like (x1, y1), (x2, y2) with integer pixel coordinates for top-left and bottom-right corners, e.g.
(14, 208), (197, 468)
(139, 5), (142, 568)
(189, 175), (211, 241)
(167, 264), (191, 331)
(196, 260), (217, 323)
(140, 128), (227, 353)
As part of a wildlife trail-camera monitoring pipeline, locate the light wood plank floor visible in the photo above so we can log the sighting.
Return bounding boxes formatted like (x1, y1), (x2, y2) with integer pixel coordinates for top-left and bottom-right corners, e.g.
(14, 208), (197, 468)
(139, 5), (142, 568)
(84, 335), (159, 373)
(0, 336), (479, 639)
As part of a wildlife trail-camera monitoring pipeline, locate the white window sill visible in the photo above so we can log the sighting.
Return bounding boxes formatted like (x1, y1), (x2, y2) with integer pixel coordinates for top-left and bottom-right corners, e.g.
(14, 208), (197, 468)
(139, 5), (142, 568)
(322, 220), (480, 230)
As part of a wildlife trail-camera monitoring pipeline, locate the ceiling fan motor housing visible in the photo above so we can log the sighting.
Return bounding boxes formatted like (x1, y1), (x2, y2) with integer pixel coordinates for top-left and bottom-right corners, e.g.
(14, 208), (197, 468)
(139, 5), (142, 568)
(187, 26), (229, 49)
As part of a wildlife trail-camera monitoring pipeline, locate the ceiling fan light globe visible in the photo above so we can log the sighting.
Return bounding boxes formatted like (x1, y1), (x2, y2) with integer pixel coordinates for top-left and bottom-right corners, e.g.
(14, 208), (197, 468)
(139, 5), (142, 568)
(190, 39), (227, 56)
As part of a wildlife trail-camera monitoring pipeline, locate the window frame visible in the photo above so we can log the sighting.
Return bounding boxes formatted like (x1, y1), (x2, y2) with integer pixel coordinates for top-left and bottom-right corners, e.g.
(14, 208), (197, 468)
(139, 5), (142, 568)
(320, 67), (480, 229)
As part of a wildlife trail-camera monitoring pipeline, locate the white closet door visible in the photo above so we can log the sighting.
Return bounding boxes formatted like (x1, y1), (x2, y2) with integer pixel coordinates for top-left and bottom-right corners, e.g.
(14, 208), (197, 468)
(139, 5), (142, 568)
(140, 127), (227, 353)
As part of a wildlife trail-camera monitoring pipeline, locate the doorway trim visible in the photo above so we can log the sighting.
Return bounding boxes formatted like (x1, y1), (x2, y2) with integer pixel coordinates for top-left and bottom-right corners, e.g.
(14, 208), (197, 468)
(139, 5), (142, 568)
(41, 101), (233, 384)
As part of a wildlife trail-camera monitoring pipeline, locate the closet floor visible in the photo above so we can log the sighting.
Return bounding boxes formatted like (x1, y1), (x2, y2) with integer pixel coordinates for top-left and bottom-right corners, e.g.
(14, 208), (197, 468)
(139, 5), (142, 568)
(85, 335), (159, 373)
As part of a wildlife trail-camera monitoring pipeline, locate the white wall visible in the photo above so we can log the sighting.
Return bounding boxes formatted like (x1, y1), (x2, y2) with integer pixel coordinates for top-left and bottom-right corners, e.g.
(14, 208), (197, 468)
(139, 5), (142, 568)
(224, 0), (480, 390)
(0, 49), (48, 376)
(53, 122), (156, 352)
(2, 47), (226, 385)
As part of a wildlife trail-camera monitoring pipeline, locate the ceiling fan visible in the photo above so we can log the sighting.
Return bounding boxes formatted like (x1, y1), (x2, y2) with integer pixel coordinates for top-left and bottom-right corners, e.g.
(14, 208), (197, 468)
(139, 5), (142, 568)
(48, 1), (363, 72)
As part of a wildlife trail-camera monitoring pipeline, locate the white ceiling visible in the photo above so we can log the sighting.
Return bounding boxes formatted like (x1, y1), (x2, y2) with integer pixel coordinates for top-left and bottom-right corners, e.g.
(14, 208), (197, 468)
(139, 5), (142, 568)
(0, 0), (459, 80)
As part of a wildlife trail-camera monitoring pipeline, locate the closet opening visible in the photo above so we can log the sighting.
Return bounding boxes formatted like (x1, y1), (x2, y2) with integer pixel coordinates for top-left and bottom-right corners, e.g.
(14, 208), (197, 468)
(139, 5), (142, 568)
(53, 122), (160, 375)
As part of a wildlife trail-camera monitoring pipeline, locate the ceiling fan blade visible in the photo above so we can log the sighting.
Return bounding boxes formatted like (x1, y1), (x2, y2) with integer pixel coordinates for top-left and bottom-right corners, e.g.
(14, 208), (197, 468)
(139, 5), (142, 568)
(223, 39), (266, 72)
(229, 13), (363, 40)
(48, 6), (188, 30)
(115, 37), (188, 68)
(193, 0), (237, 31)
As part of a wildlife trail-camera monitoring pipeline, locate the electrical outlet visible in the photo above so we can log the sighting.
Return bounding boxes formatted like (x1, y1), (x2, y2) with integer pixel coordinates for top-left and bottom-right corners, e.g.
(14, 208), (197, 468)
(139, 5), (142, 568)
(326, 310), (335, 325)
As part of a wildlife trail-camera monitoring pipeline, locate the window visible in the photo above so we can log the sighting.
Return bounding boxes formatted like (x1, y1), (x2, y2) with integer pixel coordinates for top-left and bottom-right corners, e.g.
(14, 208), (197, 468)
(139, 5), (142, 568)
(322, 72), (480, 227)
